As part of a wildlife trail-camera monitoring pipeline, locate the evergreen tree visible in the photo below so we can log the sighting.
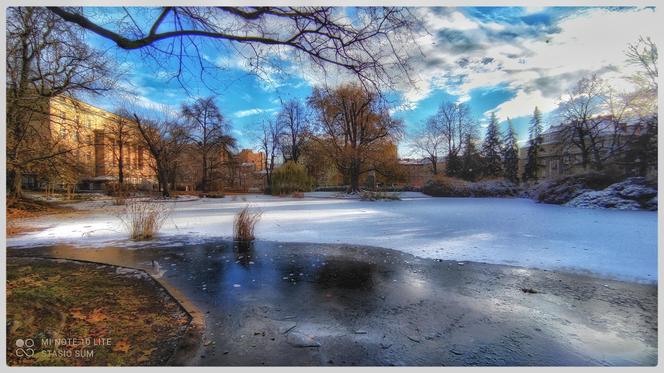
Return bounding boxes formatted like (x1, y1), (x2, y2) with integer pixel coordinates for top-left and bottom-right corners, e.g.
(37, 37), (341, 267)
(445, 153), (462, 177)
(481, 112), (503, 177)
(460, 133), (482, 181)
(502, 118), (519, 183)
(522, 107), (544, 181)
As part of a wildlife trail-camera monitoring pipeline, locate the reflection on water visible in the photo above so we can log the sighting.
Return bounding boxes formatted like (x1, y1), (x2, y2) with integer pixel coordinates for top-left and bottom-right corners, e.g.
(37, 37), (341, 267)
(314, 260), (375, 290)
(6, 239), (394, 308)
(233, 241), (255, 267)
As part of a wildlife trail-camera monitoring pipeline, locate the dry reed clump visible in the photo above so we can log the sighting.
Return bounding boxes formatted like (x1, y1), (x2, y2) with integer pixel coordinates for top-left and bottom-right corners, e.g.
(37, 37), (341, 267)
(233, 205), (262, 242)
(119, 200), (171, 240)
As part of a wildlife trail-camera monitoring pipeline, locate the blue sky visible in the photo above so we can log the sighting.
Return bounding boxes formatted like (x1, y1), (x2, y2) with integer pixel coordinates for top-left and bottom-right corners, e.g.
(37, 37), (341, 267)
(78, 6), (658, 156)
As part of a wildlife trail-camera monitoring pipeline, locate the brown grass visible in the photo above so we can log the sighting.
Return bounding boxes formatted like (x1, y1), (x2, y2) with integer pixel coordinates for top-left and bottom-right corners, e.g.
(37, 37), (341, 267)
(119, 200), (171, 240)
(233, 206), (262, 242)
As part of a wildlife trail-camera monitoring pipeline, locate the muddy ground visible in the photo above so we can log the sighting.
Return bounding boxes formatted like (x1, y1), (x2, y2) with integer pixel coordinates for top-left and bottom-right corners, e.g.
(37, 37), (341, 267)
(7, 239), (658, 366)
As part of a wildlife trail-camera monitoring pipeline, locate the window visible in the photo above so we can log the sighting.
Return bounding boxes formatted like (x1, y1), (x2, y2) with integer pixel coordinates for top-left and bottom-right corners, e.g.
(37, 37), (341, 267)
(138, 147), (144, 169)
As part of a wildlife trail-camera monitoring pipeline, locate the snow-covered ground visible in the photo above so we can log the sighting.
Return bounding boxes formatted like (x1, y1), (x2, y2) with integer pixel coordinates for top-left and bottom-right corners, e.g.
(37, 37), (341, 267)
(8, 194), (658, 282)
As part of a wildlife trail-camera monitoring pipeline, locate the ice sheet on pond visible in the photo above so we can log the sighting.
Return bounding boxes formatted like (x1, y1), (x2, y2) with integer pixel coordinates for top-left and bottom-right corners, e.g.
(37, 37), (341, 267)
(7, 195), (658, 282)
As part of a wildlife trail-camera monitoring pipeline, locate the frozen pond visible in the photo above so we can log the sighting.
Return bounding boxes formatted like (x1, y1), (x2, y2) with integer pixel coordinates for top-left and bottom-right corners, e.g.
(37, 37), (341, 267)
(7, 195), (658, 282)
(7, 241), (658, 365)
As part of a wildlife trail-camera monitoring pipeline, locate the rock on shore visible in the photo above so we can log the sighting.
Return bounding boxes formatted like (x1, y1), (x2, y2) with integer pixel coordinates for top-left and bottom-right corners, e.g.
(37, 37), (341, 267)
(566, 177), (657, 211)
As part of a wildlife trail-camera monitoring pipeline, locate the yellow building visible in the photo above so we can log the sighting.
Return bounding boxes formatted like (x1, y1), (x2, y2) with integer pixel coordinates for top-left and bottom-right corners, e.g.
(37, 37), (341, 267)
(23, 96), (157, 191)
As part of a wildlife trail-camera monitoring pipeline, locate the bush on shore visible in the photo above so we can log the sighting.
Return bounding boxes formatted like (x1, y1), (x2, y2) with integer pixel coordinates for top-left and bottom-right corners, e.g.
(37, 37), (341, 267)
(200, 191), (225, 198)
(421, 176), (521, 197)
(359, 190), (401, 201)
(271, 161), (314, 196)
(528, 172), (621, 205)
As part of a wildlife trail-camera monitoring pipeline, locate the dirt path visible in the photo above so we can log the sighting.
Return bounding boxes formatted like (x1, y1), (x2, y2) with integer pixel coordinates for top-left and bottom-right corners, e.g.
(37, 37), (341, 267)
(7, 240), (657, 366)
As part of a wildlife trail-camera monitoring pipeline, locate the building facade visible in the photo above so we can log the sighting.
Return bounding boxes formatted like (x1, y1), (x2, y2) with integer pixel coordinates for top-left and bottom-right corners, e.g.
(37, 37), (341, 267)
(518, 116), (657, 180)
(22, 96), (157, 191)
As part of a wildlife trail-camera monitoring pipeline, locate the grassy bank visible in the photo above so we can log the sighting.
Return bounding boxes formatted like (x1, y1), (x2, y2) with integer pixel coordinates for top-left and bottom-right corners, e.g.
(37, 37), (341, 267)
(6, 257), (191, 366)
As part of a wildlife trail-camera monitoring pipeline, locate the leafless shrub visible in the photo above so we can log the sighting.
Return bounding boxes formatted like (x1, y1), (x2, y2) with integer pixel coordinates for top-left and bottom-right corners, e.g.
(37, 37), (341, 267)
(110, 184), (129, 205)
(292, 191), (304, 198)
(112, 193), (127, 206)
(118, 200), (171, 240)
(233, 206), (262, 242)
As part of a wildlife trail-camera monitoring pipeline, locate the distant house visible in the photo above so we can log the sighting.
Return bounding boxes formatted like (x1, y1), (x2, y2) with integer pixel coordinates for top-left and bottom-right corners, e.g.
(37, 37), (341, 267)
(518, 115), (657, 179)
(398, 158), (436, 188)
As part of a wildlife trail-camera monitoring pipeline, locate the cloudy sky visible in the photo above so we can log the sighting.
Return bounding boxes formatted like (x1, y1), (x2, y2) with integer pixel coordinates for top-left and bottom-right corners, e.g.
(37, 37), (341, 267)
(81, 6), (658, 156)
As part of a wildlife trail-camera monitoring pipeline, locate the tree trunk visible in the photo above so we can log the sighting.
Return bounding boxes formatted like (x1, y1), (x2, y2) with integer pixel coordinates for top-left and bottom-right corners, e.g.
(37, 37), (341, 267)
(201, 155), (208, 192)
(157, 167), (171, 198)
(349, 159), (361, 193)
(7, 168), (23, 199)
(118, 143), (124, 185)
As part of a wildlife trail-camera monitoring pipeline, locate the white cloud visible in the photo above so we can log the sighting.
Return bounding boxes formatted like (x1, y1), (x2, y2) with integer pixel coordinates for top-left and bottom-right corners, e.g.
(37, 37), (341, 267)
(432, 10), (479, 31)
(234, 108), (277, 118)
(492, 89), (557, 120)
(399, 7), (658, 122)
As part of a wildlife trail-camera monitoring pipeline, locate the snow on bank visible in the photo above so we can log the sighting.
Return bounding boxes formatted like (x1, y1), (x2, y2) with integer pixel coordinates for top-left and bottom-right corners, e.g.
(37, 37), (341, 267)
(7, 195), (658, 283)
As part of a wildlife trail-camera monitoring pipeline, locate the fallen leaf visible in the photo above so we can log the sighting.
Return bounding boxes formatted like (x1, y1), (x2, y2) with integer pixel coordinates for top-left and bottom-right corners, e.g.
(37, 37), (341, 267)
(112, 340), (131, 353)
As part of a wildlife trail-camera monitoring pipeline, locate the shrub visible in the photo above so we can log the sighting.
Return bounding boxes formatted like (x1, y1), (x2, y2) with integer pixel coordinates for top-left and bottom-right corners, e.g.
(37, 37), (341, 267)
(112, 194), (127, 206)
(360, 191), (401, 201)
(292, 191), (305, 198)
(233, 206), (262, 242)
(201, 192), (225, 198)
(109, 183), (130, 205)
(119, 200), (171, 240)
(532, 172), (622, 204)
(421, 175), (520, 197)
(421, 176), (471, 197)
(271, 161), (314, 196)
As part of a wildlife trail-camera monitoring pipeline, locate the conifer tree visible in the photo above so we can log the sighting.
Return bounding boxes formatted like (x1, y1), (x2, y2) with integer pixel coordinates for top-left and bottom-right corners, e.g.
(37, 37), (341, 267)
(502, 118), (519, 183)
(460, 133), (482, 181)
(522, 107), (544, 181)
(481, 112), (503, 177)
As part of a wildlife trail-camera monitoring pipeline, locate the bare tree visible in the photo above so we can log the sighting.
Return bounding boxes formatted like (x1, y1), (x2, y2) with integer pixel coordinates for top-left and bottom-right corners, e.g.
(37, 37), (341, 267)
(106, 110), (135, 186)
(623, 36), (658, 176)
(132, 113), (190, 198)
(6, 7), (117, 197)
(626, 36), (658, 92)
(258, 119), (282, 190)
(309, 84), (403, 193)
(276, 98), (309, 163)
(182, 97), (237, 192)
(555, 75), (635, 171)
(47, 7), (421, 90)
(411, 119), (446, 175)
(426, 101), (475, 177)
